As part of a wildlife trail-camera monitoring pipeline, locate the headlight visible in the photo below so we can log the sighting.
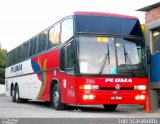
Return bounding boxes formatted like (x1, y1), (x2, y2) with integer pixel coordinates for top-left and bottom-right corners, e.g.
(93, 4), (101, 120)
(84, 85), (92, 90)
(134, 85), (146, 90)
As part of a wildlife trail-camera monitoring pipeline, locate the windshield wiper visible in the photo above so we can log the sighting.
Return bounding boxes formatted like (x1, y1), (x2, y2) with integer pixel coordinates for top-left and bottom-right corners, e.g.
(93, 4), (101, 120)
(123, 43), (135, 76)
(98, 43), (110, 76)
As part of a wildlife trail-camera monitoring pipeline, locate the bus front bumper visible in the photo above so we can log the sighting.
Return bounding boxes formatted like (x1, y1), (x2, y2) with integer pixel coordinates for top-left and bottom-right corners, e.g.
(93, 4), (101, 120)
(76, 90), (146, 105)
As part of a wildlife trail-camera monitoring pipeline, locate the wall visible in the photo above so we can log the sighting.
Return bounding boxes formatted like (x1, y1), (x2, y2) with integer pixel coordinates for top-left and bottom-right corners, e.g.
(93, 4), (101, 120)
(145, 7), (160, 24)
(145, 6), (160, 89)
(0, 84), (6, 94)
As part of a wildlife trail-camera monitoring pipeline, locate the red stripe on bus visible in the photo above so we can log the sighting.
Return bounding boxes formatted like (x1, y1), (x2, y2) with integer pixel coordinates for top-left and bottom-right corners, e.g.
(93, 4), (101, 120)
(74, 11), (138, 19)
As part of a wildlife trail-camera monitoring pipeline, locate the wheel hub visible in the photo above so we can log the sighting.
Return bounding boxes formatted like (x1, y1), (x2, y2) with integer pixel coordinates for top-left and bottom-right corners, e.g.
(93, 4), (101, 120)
(53, 91), (59, 106)
(15, 90), (18, 101)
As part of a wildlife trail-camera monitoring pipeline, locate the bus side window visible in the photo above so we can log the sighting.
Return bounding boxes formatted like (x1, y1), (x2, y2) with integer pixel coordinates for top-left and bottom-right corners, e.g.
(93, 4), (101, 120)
(38, 33), (47, 53)
(43, 31), (48, 51)
(6, 52), (10, 67)
(8, 52), (12, 66)
(38, 34), (43, 53)
(60, 47), (65, 72)
(61, 18), (73, 44)
(30, 37), (37, 56)
(17, 45), (22, 62)
(48, 23), (60, 49)
(66, 41), (75, 75)
(12, 49), (16, 65)
(48, 27), (55, 49)
(22, 42), (29, 60)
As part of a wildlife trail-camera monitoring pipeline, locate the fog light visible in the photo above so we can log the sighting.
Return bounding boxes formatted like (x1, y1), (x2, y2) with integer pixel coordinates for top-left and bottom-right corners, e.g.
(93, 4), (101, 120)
(83, 95), (95, 100)
(83, 95), (88, 100)
(135, 95), (140, 100)
(140, 95), (145, 100)
(88, 95), (94, 100)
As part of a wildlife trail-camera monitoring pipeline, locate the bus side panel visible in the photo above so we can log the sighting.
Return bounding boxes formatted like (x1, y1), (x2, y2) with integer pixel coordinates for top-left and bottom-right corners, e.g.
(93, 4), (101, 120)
(5, 59), (42, 100)
(31, 48), (77, 104)
(57, 72), (76, 104)
(5, 78), (13, 96)
(31, 49), (59, 101)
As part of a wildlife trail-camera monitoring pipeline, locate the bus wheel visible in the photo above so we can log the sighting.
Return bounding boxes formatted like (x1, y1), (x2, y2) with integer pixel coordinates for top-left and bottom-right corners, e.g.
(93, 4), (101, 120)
(103, 104), (118, 111)
(11, 86), (16, 102)
(15, 85), (23, 103)
(51, 83), (65, 110)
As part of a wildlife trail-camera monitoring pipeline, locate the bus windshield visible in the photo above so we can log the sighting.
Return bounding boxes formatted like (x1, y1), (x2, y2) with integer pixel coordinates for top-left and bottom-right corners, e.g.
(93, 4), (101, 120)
(77, 36), (146, 76)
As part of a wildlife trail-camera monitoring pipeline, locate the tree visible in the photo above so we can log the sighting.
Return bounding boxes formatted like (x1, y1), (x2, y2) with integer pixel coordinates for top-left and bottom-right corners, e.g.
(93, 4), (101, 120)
(0, 43), (7, 84)
(141, 24), (146, 40)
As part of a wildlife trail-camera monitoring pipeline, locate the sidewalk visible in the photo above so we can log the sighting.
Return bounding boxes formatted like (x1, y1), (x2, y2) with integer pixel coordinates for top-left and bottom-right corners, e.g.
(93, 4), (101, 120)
(0, 84), (6, 95)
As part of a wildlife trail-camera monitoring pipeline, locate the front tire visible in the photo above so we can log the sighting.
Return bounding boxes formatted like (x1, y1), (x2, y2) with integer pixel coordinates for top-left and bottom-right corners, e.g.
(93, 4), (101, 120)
(15, 85), (22, 103)
(15, 85), (28, 103)
(51, 83), (65, 110)
(103, 104), (118, 111)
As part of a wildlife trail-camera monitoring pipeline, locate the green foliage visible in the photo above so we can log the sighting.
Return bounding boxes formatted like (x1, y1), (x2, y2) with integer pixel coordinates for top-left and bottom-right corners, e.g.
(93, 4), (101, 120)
(0, 43), (7, 84)
(141, 24), (146, 40)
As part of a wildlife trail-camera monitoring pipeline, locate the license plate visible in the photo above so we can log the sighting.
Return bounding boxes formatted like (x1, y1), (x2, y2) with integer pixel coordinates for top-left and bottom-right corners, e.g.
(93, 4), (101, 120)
(111, 96), (122, 100)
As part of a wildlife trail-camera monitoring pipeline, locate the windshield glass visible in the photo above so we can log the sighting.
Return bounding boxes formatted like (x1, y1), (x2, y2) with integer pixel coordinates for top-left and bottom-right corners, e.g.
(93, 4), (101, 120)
(78, 36), (146, 76)
(78, 36), (116, 75)
(116, 38), (142, 74)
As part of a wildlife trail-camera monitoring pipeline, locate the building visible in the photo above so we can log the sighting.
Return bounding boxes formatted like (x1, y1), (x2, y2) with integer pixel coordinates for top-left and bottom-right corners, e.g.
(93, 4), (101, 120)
(138, 2), (160, 111)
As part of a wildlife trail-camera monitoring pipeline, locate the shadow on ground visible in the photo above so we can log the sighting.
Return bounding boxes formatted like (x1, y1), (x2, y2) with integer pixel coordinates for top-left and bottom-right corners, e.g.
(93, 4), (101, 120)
(25, 100), (144, 113)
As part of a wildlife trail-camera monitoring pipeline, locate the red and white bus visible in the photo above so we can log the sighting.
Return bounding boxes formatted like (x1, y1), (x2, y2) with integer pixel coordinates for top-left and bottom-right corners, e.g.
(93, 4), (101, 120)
(5, 12), (148, 111)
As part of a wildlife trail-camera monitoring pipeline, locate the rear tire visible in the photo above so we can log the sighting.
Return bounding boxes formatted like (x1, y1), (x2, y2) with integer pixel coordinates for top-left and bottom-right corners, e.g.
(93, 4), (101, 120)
(11, 86), (16, 102)
(51, 83), (66, 110)
(103, 104), (118, 111)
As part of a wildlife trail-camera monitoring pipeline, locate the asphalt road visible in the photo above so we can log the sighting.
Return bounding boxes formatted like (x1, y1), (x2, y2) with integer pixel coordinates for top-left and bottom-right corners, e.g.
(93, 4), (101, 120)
(0, 95), (160, 124)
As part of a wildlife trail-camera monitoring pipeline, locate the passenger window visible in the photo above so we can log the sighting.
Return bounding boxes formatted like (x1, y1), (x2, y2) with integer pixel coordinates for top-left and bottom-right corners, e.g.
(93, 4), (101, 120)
(48, 27), (55, 49)
(22, 42), (29, 59)
(43, 31), (48, 50)
(30, 37), (37, 56)
(48, 23), (60, 49)
(38, 34), (43, 53)
(60, 47), (65, 71)
(17, 46), (22, 62)
(38, 33), (47, 53)
(61, 18), (73, 44)
(6, 52), (11, 67)
(12, 50), (16, 64)
(66, 41), (75, 75)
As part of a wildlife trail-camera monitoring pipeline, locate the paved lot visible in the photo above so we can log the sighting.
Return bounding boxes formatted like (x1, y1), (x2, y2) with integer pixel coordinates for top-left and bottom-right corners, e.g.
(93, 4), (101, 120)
(0, 95), (160, 119)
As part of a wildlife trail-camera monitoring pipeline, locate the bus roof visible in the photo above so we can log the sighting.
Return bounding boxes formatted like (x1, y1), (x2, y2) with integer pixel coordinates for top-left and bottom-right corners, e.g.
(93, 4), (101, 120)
(74, 11), (138, 19)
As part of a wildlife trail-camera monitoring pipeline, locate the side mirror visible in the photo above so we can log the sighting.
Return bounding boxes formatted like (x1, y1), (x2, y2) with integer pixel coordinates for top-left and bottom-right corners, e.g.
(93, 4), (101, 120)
(146, 46), (151, 64)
